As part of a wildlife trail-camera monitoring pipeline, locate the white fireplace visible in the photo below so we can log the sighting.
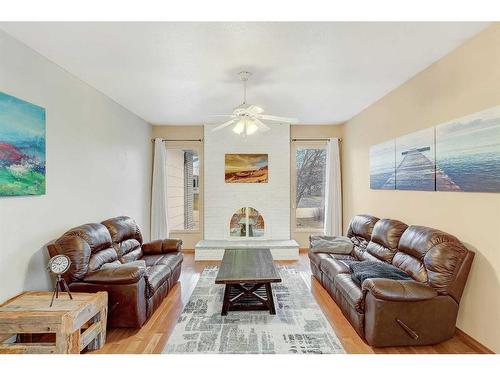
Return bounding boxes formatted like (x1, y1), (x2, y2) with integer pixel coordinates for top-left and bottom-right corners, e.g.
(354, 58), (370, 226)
(195, 123), (299, 260)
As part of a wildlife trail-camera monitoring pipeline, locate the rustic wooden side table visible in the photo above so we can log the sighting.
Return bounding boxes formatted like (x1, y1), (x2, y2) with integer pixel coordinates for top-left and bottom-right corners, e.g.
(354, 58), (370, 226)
(0, 291), (107, 354)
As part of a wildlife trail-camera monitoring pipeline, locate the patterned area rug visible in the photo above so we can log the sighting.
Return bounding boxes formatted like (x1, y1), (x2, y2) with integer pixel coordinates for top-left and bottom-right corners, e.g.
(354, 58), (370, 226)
(163, 266), (345, 354)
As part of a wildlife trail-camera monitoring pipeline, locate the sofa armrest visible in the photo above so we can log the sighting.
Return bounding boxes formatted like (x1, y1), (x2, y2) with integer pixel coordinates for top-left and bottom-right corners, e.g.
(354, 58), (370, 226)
(83, 266), (145, 285)
(69, 278), (147, 327)
(362, 278), (438, 302)
(142, 239), (182, 254)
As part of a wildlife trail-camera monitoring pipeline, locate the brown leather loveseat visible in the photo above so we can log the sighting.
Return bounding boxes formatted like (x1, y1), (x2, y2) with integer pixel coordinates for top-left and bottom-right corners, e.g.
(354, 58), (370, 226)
(48, 216), (183, 328)
(309, 214), (474, 347)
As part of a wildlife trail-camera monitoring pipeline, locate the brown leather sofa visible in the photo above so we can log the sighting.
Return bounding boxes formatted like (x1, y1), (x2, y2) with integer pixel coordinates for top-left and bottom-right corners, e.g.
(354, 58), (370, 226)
(309, 214), (474, 347)
(47, 216), (183, 328)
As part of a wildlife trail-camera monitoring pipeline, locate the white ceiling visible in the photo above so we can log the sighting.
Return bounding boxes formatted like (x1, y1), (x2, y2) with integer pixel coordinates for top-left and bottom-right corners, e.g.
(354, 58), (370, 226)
(0, 22), (489, 125)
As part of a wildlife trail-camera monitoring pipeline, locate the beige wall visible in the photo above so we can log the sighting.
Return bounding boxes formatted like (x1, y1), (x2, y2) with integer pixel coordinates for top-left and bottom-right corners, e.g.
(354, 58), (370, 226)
(152, 125), (204, 140)
(342, 24), (500, 352)
(290, 124), (343, 140)
(291, 125), (344, 247)
(152, 126), (204, 249)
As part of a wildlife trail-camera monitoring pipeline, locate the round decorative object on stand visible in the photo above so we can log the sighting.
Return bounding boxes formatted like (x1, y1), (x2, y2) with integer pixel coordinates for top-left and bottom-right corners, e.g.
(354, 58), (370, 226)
(47, 254), (73, 306)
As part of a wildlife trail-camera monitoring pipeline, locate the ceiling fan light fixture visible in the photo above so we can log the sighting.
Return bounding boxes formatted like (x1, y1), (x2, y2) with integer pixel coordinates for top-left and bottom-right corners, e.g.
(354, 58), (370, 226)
(246, 122), (258, 135)
(232, 120), (245, 134)
(212, 71), (299, 135)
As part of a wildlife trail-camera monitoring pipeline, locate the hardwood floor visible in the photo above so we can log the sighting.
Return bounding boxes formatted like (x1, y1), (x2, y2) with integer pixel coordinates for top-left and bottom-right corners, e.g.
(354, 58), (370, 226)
(93, 251), (488, 354)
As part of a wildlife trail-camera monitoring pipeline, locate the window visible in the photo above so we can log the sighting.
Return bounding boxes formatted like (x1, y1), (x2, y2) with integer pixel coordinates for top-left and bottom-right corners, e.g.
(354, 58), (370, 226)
(166, 147), (200, 231)
(292, 142), (327, 231)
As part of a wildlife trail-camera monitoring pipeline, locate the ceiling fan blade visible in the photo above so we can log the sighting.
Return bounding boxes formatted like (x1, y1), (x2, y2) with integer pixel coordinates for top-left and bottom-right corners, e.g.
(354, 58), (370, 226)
(212, 119), (237, 131)
(253, 118), (271, 132)
(246, 105), (264, 114)
(209, 114), (236, 118)
(257, 114), (299, 124)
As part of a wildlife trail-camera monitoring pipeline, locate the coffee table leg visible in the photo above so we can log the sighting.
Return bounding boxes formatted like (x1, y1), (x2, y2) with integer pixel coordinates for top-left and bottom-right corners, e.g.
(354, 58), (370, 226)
(265, 283), (276, 315)
(221, 284), (231, 316)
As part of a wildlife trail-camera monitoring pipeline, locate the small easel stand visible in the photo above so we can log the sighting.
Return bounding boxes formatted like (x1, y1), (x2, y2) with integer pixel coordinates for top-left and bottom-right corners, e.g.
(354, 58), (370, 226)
(50, 274), (73, 307)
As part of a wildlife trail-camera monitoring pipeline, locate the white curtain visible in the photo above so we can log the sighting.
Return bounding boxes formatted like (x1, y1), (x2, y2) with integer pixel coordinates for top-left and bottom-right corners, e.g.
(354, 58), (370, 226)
(324, 138), (342, 236)
(151, 138), (170, 240)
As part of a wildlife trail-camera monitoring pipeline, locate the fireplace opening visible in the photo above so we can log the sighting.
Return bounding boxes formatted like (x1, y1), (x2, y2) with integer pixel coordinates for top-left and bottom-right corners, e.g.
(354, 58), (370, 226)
(229, 207), (264, 238)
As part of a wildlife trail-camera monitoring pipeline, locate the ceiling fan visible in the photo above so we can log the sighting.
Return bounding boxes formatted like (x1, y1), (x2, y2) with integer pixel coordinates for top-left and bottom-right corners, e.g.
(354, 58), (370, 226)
(211, 71), (298, 135)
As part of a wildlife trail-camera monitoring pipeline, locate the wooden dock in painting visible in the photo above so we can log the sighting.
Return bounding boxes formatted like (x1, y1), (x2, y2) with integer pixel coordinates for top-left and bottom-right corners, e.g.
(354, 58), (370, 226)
(381, 149), (461, 191)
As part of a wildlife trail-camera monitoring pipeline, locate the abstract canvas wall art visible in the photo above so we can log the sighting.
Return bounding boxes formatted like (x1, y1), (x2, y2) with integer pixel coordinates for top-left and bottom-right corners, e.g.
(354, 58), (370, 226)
(436, 106), (500, 192)
(369, 140), (396, 189)
(395, 128), (435, 191)
(0, 92), (46, 196)
(225, 153), (268, 183)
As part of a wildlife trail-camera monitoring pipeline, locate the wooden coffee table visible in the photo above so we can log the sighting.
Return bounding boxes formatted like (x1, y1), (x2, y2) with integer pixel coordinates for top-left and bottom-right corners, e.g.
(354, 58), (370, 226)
(215, 248), (281, 315)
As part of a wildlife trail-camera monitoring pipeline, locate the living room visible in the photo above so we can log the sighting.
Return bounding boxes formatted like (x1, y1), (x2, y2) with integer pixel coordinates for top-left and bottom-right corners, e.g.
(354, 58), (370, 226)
(1, 1), (499, 373)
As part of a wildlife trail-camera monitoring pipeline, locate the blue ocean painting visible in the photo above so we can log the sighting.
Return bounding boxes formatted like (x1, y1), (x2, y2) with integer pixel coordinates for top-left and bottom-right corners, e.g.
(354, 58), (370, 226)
(0, 91), (46, 196)
(370, 140), (395, 189)
(395, 128), (435, 191)
(436, 106), (500, 192)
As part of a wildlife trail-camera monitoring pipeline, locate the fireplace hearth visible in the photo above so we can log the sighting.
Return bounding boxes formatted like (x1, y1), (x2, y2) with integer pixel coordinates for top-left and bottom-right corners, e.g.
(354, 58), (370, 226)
(194, 239), (300, 261)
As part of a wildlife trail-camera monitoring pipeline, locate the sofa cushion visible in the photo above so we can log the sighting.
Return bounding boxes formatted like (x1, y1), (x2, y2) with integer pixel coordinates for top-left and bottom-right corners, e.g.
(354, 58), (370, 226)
(347, 214), (379, 250)
(83, 266), (146, 285)
(101, 259), (146, 269)
(396, 225), (469, 299)
(88, 247), (120, 272)
(102, 216), (143, 244)
(349, 261), (413, 286)
(309, 251), (354, 264)
(392, 252), (428, 283)
(116, 239), (142, 263)
(333, 274), (365, 313)
(143, 252), (183, 272)
(102, 216), (144, 263)
(320, 258), (352, 281)
(365, 219), (408, 263)
(144, 265), (172, 298)
(52, 223), (118, 280)
(309, 252), (356, 275)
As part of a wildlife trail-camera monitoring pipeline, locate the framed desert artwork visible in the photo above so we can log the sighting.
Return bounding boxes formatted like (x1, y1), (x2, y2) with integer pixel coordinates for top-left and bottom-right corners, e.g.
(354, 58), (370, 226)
(224, 153), (268, 183)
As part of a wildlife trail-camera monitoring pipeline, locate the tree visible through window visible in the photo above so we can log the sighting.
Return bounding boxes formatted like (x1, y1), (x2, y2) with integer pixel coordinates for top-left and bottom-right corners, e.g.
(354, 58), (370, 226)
(295, 147), (327, 229)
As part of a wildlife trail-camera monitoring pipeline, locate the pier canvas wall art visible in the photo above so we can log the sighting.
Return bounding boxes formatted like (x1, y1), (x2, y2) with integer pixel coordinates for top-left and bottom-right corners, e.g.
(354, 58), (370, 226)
(369, 105), (500, 193)
(395, 128), (435, 191)
(369, 140), (395, 189)
(0, 92), (46, 196)
(225, 153), (268, 183)
(436, 106), (500, 192)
